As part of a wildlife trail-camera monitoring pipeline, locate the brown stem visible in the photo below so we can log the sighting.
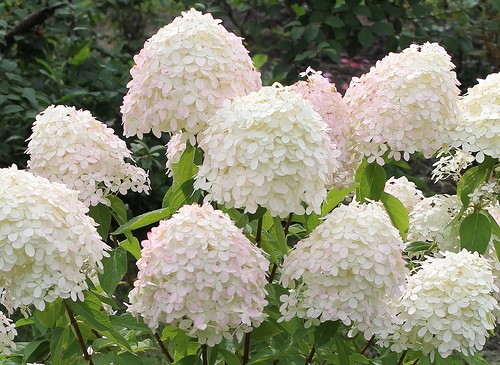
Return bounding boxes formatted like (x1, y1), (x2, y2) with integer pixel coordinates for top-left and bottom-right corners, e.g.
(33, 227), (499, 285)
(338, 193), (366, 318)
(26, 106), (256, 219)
(63, 301), (94, 365)
(154, 332), (174, 363)
(411, 359), (420, 365)
(397, 350), (408, 365)
(283, 213), (293, 236)
(360, 335), (375, 355)
(243, 332), (251, 364)
(305, 346), (315, 364)
(255, 216), (263, 247)
(267, 263), (278, 283)
(202, 344), (208, 365)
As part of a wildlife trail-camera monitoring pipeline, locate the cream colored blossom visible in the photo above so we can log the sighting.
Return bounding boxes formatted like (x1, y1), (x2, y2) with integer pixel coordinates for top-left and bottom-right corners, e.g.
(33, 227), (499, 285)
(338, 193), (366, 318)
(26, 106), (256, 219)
(407, 195), (461, 251)
(0, 310), (16, 355)
(27, 105), (150, 207)
(289, 68), (360, 188)
(128, 204), (269, 346)
(432, 149), (475, 182)
(384, 176), (424, 213)
(454, 72), (500, 162)
(121, 8), (262, 138)
(195, 85), (339, 218)
(384, 250), (498, 360)
(0, 166), (109, 314)
(344, 43), (461, 164)
(279, 201), (408, 339)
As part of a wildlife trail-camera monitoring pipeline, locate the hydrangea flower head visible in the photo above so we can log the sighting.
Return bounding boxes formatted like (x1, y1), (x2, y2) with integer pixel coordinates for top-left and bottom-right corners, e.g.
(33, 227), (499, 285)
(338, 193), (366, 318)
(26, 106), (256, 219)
(344, 42), (461, 163)
(127, 204), (269, 346)
(407, 195), (461, 250)
(454, 72), (500, 162)
(0, 166), (109, 313)
(27, 105), (150, 207)
(0, 311), (16, 355)
(384, 250), (498, 359)
(195, 84), (339, 218)
(121, 8), (262, 138)
(384, 176), (424, 213)
(432, 149), (475, 182)
(288, 68), (360, 188)
(279, 201), (408, 339)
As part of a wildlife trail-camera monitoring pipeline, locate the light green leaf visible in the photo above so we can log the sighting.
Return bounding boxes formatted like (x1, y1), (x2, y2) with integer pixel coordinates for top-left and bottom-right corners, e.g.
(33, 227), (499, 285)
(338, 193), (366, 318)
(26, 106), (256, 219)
(252, 54), (268, 69)
(321, 187), (354, 216)
(98, 247), (127, 296)
(108, 195), (128, 225)
(119, 236), (141, 260)
(271, 217), (288, 255)
(381, 192), (409, 240)
(111, 208), (170, 235)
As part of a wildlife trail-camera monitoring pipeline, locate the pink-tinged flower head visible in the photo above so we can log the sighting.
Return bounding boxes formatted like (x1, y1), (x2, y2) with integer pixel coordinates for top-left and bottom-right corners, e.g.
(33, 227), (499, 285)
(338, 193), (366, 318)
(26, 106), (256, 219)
(27, 105), (150, 207)
(121, 8), (262, 138)
(195, 85), (340, 218)
(0, 311), (16, 355)
(279, 201), (408, 339)
(383, 250), (498, 360)
(454, 72), (500, 162)
(0, 166), (109, 314)
(127, 204), (269, 346)
(344, 43), (461, 164)
(289, 68), (361, 188)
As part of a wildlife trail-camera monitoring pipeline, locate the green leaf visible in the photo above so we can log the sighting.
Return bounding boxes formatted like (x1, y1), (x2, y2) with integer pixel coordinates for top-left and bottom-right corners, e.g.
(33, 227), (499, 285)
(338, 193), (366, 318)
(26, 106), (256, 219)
(314, 321), (339, 347)
(304, 24), (319, 43)
(23, 340), (50, 363)
(34, 299), (64, 328)
(174, 354), (201, 365)
(165, 179), (195, 213)
(108, 195), (128, 225)
(356, 162), (386, 202)
(325, 16), (344, 28)
(381, 192), (409, 240)
(119, 236), (141, 260)
(371, 22), (394, 36)
(271, 217), (288, 255)
(358, 28), (374, 48)
(88, 204), (111, 240)
(110, 313), (150, 332)
(171, 142), (198, 184)
(66, 298), (113, 332)
(252, 54), (268, 69)
(492, 0), (500, 11)
(321, 187), (354, 216)
(50, 326), (71, 365)
(251, 321), (284, 343)
(219, 348), (240, 365)
(98, 247), (127, 296)
(334, 336), (350, 365)
(405, 241), (433, 253)
(112, 208), (170, 235)
(69, 45), (90, 66)
(460, 212), (491, 254)
(457, 165), (488, 207)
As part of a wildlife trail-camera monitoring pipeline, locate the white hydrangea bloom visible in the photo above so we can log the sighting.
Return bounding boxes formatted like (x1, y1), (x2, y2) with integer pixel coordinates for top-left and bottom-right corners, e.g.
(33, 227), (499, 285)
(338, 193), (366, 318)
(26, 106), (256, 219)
(384, 176), (424, 214)
(288, 68), (361, 188)
(454, 72), (500, 162)
(279, 201), (408, 339)
(121, 8), (262, 138)
(344, 42), (461, 164)
(127, 204), (269, 346)
(384, 250), (498, 360)
(27, 105), (150, 207)
(0, 311), (16, 355)
(432, 149), (475, 182)
(407, 195), (461, 251)
(165, 132), (194, 177)
(0, 166), (109, 314)
(195, 85), (339, 218)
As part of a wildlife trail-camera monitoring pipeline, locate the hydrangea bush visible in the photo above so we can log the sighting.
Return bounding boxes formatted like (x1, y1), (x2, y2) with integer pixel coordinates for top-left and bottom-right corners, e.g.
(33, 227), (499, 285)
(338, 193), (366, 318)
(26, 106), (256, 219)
(1, 8), (498, 365)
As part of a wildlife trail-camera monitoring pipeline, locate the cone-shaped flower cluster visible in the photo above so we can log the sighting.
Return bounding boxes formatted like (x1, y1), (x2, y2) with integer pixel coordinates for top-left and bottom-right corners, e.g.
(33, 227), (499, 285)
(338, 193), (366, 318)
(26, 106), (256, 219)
(384, 250), (498, 359)
(195, 85), (339, 218)
(0, 166), (109, 313)
(454, 72), (500, 162)
(127, 204), (269, 346)
(27, 105), (150, 207)
(279, 201), (408, 339)
(407, 195), (461, 250)
(384, 176), (424, 214)
(121, 8), (262, 138)
(0, 310), (16, 355)
(344, 42), (461, 163)
(288, 68), (360, 188)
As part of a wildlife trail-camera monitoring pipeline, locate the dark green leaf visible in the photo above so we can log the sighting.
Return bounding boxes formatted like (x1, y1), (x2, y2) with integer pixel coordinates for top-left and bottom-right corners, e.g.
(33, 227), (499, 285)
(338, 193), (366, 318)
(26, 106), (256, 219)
(371, 22), (394, 36)
(219, 348), (240, 365)
(405, 241), (432, 253)
(66, 299), (113, 332)
(174, 354), (201, 365)
(88, 204), (111, 240)
(304, 24), (319, 43)
(164, 178), (195, 213)
(325, 16), (344, 28)
(381, 192), (409, 240)
(98, 247), (127, 295)
(271, 217), (288, 255)
(358, 28), (374, 48)
(460, 212), (491, 254)
(108, 195), (128, 225)
(356, 162), (386, 202)
(110, 313), (150, 332)
(334, 336), (350, 365)
(23, 340), (50, 363)
(111, 208), (170, 235)
(314, 321), (339, 347)
(457, 166), (488, 207)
